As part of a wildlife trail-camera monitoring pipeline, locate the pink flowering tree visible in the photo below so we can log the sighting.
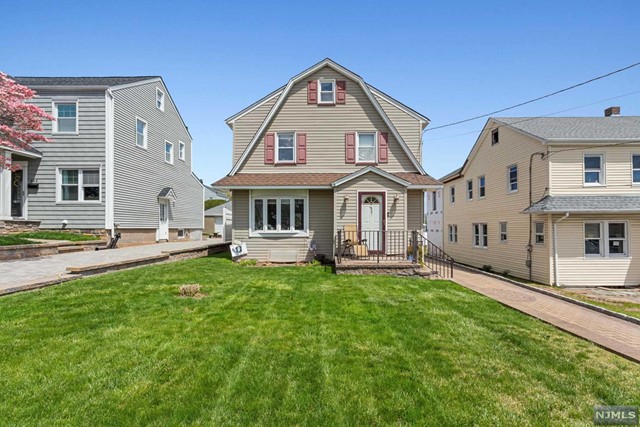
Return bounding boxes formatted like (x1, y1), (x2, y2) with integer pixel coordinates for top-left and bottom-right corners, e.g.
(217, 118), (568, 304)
(0, 72), (54, 170)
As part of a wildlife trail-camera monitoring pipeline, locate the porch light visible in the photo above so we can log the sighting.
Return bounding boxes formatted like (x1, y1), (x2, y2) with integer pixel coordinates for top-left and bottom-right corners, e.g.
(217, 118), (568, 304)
(394, 194), (400, 201)
(343, 195), (349, 202)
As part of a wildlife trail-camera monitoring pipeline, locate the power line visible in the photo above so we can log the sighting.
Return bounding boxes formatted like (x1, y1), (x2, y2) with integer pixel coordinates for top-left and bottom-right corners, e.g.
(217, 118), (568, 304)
(426, 60), (640, 132)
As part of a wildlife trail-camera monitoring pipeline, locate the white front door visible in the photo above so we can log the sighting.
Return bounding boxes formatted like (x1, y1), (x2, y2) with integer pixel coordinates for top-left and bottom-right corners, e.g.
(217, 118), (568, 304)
(158, 200), (169, 241)
(360, 194), (384, 252)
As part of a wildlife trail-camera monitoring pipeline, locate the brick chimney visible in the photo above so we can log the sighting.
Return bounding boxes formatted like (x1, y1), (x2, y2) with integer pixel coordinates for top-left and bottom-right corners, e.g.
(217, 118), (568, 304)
(604, 106), (621, 117)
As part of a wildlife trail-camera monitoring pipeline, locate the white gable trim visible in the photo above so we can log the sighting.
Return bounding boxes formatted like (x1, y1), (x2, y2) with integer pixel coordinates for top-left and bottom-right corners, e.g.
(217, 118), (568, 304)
(368, 86), (430, 123)
(331, 166), (411, 188)
(225, 88), (284, 126)
(229, 58), (426, 176)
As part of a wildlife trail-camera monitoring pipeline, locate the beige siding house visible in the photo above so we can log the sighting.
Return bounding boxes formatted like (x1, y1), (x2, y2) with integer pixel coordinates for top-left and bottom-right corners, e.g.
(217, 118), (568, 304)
(213, 59), (441, 262)
(442, 110), (640, 287)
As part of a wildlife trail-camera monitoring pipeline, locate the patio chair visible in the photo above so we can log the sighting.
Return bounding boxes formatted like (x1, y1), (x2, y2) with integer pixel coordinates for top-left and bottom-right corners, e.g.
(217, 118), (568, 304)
(342, 224), (369, 258)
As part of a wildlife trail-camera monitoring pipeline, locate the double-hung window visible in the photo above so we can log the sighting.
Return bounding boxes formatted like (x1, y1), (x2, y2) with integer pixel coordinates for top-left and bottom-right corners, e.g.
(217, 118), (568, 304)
(478, 176), (486, 198)
(357, 132), (376, 163)
(585, 222), (628, 257)
(448, 225), (458, 243)
(276, 132), (295, 163)
(449, 186), (455, 204)
(473, 223), (488, 248)
(491, 129), (499, 145)
(136, 118), (147, 148)
(54, 102), (77, 133)
(499, 222), (508, 242)
(252, 195), (307, 234)
(165, 141), (174, 164)
(535, 222), (545, 244)
(584, 154), (604, 185)
(318, 80), (335, 104)
(179, 141), (186, 161)
(59, 168), (100, 202)
(508, 165), (518, 192)
(466, 180), (473, 200)
(156, 88), (165, 111)
(633, 154), (640, 184)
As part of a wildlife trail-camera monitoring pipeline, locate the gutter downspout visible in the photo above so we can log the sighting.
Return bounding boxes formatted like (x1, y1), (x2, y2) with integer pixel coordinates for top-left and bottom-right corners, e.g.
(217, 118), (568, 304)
(553, 212), (570, 287)
(527, 152), (546, 281)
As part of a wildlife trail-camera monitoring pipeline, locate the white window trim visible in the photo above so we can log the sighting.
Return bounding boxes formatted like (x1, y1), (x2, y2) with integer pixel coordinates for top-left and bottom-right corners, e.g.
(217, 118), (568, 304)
(156, 87), (165, 112)
(473, 223), (488, 249)
(275, 132), (296, 164)
(135, 116), (148, 149)
(178, 141), (186, 161)
(448, 224), (458, 244)
(249, 190), (309, 237)
(478, 175), (486, 199)
(317, 78), (336, 104)
(449, 186), (455, 205)
(499, 222), (508, 243)
(632, 153), (640, 186)
(355, 131), (378, 164)
(466, 179), (473, 200)
(55, 166), (102, 204)
(52, 100), (79, 134)
(177, 229), (186, 239)
(584, 221), (629, 258)
(507, 164), (518, 193)
(534, 221), (545, 245)
(165, 140), (174, 164)
(583, 153), (605, 187)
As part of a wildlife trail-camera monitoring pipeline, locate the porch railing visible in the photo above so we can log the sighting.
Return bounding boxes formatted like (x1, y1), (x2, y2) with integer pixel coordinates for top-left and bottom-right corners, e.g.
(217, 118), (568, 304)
(416, 231), (454, 279)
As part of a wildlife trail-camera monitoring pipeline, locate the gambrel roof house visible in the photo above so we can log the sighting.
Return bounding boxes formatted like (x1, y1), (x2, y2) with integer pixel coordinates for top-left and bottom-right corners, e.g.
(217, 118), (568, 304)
(213, 58), (441, 263)
(0, 76), (204, 243)
(441, 109), (640, 287)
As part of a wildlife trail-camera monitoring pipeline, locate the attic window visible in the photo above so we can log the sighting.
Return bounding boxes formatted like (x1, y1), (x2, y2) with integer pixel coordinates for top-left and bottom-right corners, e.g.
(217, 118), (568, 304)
(156, 88), (165, 111)
(319, 80), (335, 104)
(491, 129), (499, 145)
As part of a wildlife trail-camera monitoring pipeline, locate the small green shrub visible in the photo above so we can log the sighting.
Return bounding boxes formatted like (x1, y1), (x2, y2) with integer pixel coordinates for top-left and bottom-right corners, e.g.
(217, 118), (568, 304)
(237, 258), (257, 266)
(481, 265), (493, 273)
(309, 259), (321, 266)
(503, 270), (511, 277)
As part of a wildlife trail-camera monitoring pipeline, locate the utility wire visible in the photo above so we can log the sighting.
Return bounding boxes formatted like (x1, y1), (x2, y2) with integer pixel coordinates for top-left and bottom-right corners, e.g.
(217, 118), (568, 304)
(426, 60), (640, 132)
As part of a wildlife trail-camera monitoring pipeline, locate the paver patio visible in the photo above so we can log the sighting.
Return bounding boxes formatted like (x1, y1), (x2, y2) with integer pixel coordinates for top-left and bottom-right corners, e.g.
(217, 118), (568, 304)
(0, 239), (222, 293)
(452, 267), (640, 362)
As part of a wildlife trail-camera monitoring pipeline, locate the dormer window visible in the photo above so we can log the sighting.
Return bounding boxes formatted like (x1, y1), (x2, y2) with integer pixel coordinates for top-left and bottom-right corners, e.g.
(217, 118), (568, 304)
(156, 88), (165, 111)
(318, 80), (335, 104)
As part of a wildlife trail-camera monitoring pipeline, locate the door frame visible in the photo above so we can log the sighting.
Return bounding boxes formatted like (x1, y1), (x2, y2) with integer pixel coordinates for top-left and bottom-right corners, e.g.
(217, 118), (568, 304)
(357, 191), (386, 253)
(11, 161), (28, 219)
(157, 199), (169, 241)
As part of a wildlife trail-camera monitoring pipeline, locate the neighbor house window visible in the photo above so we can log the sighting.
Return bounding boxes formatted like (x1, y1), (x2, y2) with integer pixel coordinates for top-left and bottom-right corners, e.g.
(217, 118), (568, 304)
(136, 118), (147, 148)
(449, 186), (455, 204)
(357, 132), (376, 163)
(156, 88), (165, 111)
(165, 141), (174, 164)
(466, 180), (473, 200)
(318, 79), (335, 104)
(535, 222), (545, 244)
(59, 168), (100, 202)
(478, 176), (486, 198)
(633, 154), (640, 184)
(252, 196), (306, 234)
(448, 224), (458, 243)
(276, 132), (295, 163)
(500, 222), (507, 242)
(491, 129), (499, 145)
(585, 222), (628, 257)
(584, 154), (604, 185)
(508, 165), (518, 192)
(54, 102), (77, 133)
(473, 223), (488, 248)
(179, 141), (186, 161)
(177, 229), (186, 239)
(431, 191), (437, 211)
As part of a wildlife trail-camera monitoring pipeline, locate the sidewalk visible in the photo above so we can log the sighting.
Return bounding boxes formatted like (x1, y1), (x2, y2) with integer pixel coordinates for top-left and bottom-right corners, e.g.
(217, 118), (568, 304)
(452, 267), (640, 363)
(0, 239), (222, 294)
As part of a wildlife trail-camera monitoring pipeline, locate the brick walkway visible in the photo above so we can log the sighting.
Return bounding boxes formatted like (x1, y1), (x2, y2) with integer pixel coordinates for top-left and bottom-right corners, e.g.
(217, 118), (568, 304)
(0, 239), (222, 294)
(452, 267), (640, 362)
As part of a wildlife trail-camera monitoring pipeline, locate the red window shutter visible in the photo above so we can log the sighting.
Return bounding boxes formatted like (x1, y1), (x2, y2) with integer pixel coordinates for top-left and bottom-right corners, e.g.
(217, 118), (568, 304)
(307, 80), (318, 104)
(336, 80), (346, 104)
(296, 133), (307, 164)
(264, 133), (275, 164)
(378, 132), (388, 163)
(345, 132), (356, 164)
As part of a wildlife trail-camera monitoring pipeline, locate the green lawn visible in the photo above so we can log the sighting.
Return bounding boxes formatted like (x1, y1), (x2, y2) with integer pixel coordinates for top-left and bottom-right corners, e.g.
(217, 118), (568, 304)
(0, 256), (638, 426)
(14, 230), (101, 242)
(0, 235), (36, 246)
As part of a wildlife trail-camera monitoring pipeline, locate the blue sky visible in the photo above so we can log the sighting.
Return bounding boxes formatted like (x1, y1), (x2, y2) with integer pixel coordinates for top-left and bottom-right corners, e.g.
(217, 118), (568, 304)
(2, 0), (639, 183)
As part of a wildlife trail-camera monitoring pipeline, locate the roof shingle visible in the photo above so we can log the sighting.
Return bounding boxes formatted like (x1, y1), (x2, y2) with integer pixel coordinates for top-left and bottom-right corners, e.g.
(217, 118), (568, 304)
(12, 76), (159, 87)
(495, 116), (640, 141)
(524, 195), (640, 213)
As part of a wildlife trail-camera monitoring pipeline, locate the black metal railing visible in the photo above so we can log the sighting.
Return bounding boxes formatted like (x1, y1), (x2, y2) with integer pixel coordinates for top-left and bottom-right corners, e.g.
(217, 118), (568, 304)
(416, 231), (454, 279)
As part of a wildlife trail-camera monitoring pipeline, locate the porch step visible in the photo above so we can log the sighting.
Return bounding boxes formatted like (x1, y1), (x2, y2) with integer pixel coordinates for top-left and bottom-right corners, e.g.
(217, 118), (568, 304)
(58, 246), (85, 254)
(416, 268), (435, 278)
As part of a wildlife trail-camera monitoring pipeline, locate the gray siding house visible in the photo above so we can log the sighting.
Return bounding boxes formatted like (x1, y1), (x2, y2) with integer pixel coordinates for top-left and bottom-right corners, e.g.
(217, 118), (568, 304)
(0, 76), (204, 242)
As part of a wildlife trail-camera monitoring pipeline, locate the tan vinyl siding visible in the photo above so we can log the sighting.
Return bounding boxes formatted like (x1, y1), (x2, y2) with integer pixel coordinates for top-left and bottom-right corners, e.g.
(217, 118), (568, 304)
(406, 190), (424, 231)
(28, 90), (107, 229)
(374, 94), (421, 160)
(232, 95), (279, 164)
(549, 143), (640, 194)
(232, 189), (333, 262)
(238, 66), (419, 174)
(553, 213), (640, 287)
(113, 81), (203, 231)
(443, 125), (551, 284)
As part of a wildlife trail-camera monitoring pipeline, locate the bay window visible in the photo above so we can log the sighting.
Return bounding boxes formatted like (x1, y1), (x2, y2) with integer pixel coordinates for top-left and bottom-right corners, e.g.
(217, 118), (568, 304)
(251, 192), (308, 235)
